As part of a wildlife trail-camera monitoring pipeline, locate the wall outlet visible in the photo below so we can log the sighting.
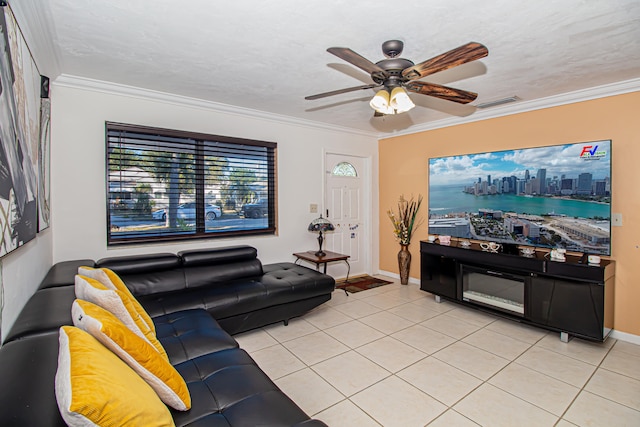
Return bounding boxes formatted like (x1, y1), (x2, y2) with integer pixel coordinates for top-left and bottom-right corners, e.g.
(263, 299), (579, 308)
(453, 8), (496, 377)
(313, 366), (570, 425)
(309, 203), (318, 214)
(612, 213), (623, 226)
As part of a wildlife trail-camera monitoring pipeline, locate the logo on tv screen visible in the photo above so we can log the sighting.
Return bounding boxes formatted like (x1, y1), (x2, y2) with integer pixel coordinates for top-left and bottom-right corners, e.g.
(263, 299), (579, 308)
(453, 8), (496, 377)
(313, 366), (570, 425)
(580, 145), (607, 160)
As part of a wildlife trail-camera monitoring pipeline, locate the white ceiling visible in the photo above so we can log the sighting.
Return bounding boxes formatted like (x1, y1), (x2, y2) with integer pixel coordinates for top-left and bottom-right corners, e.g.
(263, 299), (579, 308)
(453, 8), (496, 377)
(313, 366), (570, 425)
(14, 0), (640, 135)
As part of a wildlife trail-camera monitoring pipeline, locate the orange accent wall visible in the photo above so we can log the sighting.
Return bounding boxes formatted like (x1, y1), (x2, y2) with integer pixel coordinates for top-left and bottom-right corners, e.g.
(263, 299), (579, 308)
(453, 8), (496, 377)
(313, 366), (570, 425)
(379, 92), (640, 336)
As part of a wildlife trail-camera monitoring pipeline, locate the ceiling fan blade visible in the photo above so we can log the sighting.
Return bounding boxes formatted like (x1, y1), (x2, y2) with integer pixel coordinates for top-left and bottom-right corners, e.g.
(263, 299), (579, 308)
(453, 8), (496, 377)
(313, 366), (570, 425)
(402, 42), (488, 80)
(305, 84), (381, 100)
(405, 81), (478, 104)
(327, 47), (389, 78)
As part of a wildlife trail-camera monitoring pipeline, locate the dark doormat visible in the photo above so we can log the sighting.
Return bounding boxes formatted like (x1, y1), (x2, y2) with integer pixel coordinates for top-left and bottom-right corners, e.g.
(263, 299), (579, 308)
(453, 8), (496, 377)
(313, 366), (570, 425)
(335, 275), (393, 294)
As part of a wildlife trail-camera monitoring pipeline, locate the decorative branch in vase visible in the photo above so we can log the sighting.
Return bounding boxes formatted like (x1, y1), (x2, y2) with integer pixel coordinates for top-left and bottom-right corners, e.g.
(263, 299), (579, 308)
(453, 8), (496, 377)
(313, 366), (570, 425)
(387, 194), (423, 284)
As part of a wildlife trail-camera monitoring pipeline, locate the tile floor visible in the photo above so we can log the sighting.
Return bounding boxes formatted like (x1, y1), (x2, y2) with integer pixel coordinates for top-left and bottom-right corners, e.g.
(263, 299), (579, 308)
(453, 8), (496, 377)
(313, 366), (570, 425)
(235, 277), (640, 427)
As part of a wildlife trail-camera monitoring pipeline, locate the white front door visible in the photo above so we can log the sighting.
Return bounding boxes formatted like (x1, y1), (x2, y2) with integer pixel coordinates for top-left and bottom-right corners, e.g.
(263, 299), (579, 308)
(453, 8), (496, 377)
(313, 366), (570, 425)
(324, 153), (369, 278)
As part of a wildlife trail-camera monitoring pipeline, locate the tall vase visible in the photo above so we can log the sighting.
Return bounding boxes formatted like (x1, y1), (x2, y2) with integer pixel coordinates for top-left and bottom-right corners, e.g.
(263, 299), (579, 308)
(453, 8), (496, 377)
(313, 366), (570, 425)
(398, 244), (411, 285)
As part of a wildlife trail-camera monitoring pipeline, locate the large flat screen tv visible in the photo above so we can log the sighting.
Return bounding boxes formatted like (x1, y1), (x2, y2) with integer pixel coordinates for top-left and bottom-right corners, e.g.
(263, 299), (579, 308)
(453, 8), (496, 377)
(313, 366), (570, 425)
(428, 140), (612, 255)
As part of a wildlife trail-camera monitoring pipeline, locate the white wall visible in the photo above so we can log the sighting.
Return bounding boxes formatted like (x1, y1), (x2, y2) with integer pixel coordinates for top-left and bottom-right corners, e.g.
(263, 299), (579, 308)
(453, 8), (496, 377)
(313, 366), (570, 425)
(1, 231), (53, 343)
(50, 81), (379, 268)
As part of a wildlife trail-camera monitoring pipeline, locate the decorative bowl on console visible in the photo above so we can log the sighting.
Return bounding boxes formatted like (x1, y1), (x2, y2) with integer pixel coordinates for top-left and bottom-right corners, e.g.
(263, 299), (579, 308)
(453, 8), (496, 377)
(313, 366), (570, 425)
(588, 255), (601, 265)
(520, 247), (535, 257)
(480, 242), (501, 252)
(438, 235), (451, 245)
(459, 240), (471, 249)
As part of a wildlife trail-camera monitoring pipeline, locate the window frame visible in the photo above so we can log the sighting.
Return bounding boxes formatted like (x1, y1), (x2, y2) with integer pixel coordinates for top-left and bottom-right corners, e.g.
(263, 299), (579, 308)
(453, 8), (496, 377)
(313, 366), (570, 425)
(105, 122), (277, 246)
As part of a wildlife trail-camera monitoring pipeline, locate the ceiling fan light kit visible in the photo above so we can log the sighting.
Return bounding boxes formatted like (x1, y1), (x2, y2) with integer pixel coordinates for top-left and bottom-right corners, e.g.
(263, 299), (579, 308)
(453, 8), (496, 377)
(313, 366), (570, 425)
(390, 87), (415, 113)
(370, 89), (392, 114)
(306, 40), (489, 116)
(370, 87), (416, 115)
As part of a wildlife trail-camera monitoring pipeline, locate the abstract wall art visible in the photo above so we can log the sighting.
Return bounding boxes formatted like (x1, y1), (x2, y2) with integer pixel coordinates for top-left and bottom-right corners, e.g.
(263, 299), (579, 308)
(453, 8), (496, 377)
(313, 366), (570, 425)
(0, 6), (44, 257)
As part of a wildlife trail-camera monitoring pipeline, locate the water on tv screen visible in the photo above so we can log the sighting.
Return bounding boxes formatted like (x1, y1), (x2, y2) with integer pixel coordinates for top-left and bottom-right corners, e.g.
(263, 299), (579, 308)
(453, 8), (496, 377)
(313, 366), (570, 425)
(428, 140), (612, 255)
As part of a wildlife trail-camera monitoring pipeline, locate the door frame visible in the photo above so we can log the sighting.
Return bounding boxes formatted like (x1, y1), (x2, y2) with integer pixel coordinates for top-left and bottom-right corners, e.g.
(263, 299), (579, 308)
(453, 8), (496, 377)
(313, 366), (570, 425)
(323, 150), (373, 276)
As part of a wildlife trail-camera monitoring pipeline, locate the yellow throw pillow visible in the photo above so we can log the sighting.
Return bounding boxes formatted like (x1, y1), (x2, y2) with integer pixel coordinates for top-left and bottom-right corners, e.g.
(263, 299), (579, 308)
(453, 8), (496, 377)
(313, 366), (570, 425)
(74, 275), (168, 360)
(55, 326), (175, 427)
(78, 266), (155, 333)
(72, 300), (191, 411)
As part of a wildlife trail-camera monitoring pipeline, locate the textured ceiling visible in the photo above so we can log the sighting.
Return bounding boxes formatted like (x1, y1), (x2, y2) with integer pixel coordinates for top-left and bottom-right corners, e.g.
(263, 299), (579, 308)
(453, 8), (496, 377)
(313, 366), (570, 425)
(19, 0), (640, 134)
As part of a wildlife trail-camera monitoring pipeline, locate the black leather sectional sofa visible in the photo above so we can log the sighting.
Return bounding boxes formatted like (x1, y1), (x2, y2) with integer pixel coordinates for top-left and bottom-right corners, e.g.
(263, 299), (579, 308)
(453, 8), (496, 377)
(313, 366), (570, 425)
(0, 245), (335, 426)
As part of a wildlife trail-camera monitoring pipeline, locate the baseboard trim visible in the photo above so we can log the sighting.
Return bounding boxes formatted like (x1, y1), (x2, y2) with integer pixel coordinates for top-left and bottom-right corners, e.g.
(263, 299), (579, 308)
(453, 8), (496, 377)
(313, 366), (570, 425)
(377, 269), (420, 285)
(610, 330), (640, 345)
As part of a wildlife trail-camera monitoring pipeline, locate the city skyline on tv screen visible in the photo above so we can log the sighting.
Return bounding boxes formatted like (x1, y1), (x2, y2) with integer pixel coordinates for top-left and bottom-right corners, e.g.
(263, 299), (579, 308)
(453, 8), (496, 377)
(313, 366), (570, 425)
(428, 140), (612, 255)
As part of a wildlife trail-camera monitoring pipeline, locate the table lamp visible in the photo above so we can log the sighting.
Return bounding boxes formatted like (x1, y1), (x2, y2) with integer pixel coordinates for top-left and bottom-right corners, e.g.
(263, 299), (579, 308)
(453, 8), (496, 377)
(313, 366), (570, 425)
(308, 215), (335, 256)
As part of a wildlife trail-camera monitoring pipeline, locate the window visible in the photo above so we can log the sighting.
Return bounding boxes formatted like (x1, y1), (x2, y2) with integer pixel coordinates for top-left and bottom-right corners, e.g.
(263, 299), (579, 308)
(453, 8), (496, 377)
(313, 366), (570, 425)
(332, 161), (357, 177)
(106, 122), (276, 245)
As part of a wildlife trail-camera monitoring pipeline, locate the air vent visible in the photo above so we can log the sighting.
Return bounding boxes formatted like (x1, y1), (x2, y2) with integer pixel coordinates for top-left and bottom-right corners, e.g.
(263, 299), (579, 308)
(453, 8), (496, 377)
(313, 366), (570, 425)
(476, 96), (520, 109)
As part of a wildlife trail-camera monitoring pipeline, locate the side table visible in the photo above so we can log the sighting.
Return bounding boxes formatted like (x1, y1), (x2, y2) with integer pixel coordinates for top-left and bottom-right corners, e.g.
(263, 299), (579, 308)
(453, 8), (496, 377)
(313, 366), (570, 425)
(293, 250), (351, 295)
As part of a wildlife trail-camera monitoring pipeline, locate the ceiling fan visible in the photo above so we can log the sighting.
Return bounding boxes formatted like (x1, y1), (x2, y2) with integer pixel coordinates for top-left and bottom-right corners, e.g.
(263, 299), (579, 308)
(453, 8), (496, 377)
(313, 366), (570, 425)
(305, 40), (488, 116)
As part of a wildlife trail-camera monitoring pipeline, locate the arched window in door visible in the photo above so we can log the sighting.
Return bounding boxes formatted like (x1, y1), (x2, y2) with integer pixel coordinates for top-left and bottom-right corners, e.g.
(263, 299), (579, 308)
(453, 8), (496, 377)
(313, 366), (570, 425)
(332, 161), (357, 177)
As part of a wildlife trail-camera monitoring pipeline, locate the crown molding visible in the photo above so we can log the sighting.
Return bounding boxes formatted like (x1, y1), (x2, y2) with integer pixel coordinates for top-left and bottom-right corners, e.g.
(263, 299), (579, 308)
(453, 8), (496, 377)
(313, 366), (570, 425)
(51, 73), (640, 141)
(53, 74), (380, 138)
(381, 78), (640, 139)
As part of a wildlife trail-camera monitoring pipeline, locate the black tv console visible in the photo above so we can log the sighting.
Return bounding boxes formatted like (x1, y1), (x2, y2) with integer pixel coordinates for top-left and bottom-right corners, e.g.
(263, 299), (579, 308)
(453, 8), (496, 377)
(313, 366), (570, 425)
(420, 239), (615, 342)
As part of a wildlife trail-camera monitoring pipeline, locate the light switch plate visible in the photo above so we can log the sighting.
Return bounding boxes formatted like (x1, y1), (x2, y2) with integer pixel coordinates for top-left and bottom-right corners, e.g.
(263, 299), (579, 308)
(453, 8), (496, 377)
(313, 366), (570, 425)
(310, 203), (318, 213)
(612, 213), (622, 226)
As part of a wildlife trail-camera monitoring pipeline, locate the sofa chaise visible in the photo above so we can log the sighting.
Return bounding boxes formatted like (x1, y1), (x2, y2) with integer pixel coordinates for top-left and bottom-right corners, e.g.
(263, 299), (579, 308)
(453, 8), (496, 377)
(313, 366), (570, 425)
(0, 245), (334, 426)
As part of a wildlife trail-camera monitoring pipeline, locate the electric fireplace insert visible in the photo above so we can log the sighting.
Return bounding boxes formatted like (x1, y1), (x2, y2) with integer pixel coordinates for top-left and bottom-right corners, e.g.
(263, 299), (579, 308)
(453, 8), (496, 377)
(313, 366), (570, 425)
(461, 264), (527, 316)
